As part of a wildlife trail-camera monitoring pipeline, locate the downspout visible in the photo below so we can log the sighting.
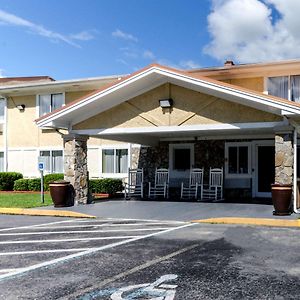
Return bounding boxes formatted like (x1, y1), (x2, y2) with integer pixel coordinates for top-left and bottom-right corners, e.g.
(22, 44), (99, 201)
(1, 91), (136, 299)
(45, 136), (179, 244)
(2, 97), (7, 172)
(293, 128), (300, 213)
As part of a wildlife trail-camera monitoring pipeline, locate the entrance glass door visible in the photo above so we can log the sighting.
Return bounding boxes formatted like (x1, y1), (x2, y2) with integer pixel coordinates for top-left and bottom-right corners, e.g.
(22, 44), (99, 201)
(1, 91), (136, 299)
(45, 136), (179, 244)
(255, 145), (275, 197)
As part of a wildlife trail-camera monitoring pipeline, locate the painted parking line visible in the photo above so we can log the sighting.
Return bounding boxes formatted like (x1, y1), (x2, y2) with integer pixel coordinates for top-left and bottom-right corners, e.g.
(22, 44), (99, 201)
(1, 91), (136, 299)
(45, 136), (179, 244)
(0, 219), (77, 232)
(0, 222), (194, 281)
(32, 222), (180, 229)
(0, 236), (141, 245)
(0, 248), (97, 256)
(76, 218), (186, 224)
(0, 227), (171, 236)
(67, 244), (198, 300)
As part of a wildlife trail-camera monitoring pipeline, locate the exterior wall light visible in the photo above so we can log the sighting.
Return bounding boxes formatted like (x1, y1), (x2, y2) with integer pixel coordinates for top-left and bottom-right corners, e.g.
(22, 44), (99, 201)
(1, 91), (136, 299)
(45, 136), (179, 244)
(159, 98), (173, 108)
(16, 104), (25, 111)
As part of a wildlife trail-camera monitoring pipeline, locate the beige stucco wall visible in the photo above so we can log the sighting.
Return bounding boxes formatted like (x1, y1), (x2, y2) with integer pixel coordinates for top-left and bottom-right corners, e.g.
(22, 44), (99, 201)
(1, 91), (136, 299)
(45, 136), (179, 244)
(221, 77), (264, 92)
(6, 90), (95, 148)
(73, 83), (282, 130)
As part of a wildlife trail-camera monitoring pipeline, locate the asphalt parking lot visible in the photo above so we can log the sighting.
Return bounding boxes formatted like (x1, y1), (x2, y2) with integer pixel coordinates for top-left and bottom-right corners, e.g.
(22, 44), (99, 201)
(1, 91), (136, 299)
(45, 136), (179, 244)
(0, 216), (300, 299)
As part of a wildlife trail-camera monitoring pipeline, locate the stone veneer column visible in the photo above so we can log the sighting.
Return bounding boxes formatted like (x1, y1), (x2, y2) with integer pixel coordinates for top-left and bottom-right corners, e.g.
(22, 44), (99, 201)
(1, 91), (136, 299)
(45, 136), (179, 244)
(275, 132), (294, 185)
(63, 134), (89, 205)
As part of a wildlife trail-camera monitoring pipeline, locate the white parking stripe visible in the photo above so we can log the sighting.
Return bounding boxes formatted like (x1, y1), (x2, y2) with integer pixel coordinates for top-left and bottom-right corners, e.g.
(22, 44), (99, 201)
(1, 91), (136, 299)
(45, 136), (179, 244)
(0, 227), (170, 236)
(0, 223), (195, 281)
(0, 236), (141, 244)
(76, 218), (185, 224)
(0, 248), (96, 256)
(35, 222), (179, 229)
(0, 219), (77, 232)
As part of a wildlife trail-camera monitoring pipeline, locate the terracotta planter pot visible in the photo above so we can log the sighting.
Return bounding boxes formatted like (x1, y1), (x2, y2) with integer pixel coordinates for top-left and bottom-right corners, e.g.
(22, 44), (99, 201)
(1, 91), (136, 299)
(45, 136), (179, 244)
(271, 184), (292, 216)
(49, 181), (71, 207)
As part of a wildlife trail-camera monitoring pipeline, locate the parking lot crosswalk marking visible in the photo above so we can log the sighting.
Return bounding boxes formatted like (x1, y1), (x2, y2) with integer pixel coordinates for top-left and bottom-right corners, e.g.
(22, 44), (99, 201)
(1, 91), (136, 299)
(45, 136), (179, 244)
(0, 236), (141, 244)
(0, 227), (171, 236)
(0, 222), (194, 281)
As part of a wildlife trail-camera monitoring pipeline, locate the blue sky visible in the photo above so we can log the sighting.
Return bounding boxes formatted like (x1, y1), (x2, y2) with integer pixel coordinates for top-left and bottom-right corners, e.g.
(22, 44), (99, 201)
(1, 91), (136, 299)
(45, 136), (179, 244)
(0, 0), (299, 80)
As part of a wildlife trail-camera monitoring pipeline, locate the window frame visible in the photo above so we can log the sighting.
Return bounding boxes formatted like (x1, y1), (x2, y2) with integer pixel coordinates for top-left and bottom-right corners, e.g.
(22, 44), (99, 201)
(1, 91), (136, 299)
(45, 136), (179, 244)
(101, 146), (129, 176)
(266, 75), (300, 101)
(225, 142), (251, 178)
(39, 149), (64, 174)
(169, 143), (194, 172)
(36, 92), (65, 118)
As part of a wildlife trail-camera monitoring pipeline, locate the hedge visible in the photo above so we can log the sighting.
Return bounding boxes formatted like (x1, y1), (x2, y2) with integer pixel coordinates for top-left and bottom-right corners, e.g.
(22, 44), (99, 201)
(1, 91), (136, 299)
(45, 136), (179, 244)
(44, 173), (64, 191)
(28, 178), (41, 191)
(89, 178), (123, 195)
(0, 172), (23, 191)
(13, 179), (29, 191)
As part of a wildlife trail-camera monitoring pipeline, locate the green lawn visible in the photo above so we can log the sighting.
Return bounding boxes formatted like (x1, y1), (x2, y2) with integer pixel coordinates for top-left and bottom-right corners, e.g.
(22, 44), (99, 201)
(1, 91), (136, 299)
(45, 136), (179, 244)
(0, 193), (53, 208)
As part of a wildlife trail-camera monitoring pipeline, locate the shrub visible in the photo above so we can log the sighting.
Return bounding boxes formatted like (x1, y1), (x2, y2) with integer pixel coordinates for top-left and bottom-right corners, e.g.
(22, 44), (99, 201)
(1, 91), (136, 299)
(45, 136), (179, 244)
(89, 178), (123, 195)
(28, 178), (41, 191)
(13, 179), (29, 191)
(44, 173), (64, 191)
(0, 172), (23, 191)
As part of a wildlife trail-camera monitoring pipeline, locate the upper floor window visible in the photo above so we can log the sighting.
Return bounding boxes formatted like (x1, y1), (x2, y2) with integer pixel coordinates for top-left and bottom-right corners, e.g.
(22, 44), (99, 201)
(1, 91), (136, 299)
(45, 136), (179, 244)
(268, 75), (300, 102)
(38, 93), (64, 117)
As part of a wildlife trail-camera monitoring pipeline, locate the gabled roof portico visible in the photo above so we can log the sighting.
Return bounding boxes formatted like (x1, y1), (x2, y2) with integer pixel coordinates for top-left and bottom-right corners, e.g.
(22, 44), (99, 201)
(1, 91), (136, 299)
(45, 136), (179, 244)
(35, 64), (300, 210)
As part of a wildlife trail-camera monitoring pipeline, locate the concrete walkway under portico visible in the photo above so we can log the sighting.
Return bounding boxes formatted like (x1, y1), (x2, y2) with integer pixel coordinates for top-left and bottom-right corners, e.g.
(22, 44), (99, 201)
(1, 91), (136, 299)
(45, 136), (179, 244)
(50, 200), (299, 222)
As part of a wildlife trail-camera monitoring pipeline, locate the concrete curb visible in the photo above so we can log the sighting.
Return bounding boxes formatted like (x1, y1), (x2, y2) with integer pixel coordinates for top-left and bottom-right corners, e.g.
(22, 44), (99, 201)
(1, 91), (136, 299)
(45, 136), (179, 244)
(0, 208), (95, 218)
(192, 217), (300, 228)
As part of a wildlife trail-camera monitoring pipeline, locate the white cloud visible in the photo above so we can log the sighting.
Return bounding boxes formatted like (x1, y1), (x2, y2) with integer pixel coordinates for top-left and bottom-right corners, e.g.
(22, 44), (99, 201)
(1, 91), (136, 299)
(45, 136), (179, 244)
(116, 58), (129, 66)
(204, 0), (300, 63)
(112, 29), (138, 42)
(0, 69), (5, 78)
(180, 60), (201, 69)
(70, 30), (96, 41)
(143, 50), (155, 60)
(0, 9), (96, 47)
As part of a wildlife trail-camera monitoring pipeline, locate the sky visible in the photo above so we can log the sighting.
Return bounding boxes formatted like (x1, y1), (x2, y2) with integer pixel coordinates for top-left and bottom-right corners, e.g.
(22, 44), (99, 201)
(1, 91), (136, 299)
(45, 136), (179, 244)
(0, 0), (299, 80)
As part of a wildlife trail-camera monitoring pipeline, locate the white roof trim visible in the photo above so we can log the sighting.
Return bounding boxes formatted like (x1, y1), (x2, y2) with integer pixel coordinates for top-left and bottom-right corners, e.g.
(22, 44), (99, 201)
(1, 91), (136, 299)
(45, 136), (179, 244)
(71, 121), (286, 136)
(36, 65), (300, 128)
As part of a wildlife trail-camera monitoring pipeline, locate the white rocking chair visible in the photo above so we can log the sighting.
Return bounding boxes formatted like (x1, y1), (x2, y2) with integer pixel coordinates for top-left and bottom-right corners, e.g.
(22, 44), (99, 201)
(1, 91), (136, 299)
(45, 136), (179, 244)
(202, 168), (223, 201)
(148, 168), (169, 199)
(124, 168), (144, 199)
(181, 168), (204, 200)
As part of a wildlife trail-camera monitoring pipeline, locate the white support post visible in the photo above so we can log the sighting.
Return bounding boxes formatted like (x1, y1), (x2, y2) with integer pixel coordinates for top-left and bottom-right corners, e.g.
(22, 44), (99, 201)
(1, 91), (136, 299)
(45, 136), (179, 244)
(293, 129), (300, 213)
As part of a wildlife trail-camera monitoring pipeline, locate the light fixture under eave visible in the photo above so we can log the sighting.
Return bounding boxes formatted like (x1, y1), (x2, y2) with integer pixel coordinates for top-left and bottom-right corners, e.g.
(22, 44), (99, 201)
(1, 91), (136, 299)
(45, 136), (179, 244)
(159, 98), (173, 108)
(16, 104), (25, 111)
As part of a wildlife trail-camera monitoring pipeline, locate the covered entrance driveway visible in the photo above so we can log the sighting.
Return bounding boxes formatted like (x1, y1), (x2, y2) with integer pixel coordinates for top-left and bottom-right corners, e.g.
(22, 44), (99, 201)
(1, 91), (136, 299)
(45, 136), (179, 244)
(35, 64), (300, 212)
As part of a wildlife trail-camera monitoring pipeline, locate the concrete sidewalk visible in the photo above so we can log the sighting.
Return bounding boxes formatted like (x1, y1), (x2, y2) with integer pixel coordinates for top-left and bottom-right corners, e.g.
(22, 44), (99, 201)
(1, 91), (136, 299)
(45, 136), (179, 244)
(48, 200), (299, 222)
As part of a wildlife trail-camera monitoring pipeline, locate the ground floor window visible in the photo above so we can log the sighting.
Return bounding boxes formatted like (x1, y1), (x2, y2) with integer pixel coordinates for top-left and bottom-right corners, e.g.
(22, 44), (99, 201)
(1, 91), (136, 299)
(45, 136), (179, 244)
(225, 142), (251, 177)
(102, 148), (128, 174)
(40, 150), (63, 173)
(169, 144), (194, 171)
(0, 152), (4, 172)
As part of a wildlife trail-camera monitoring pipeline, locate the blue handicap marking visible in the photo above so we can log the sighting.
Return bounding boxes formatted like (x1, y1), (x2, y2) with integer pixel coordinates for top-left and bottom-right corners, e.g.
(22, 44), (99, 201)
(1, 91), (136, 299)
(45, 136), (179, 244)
(79, 274), (178, 300)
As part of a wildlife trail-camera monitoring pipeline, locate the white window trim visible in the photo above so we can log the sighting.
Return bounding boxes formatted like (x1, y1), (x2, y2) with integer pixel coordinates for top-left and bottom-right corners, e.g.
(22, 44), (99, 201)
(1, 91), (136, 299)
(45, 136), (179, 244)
(36, 92), (65, 119)
(169, 143), (194, 173)
(100, 144), (130, 177)
(225, 142), (252, 179)
(266, 75), (300, 101)
(39, 148), (64, 174)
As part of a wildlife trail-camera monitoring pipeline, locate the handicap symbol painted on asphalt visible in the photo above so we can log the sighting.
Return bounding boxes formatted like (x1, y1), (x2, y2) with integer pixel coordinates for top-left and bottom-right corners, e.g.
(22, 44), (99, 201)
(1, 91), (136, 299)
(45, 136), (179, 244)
(80, 274), (178, 300)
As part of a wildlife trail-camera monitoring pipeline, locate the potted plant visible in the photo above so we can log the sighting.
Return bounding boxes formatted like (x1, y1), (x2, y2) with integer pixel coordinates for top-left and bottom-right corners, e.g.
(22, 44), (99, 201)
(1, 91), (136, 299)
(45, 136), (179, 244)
(49, 180), (72, 207)
(271, 183), (292, 215)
